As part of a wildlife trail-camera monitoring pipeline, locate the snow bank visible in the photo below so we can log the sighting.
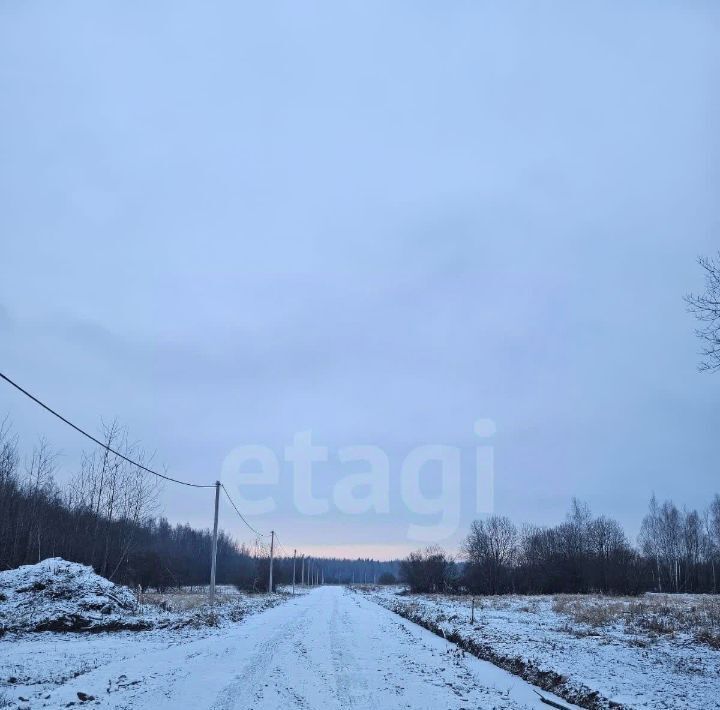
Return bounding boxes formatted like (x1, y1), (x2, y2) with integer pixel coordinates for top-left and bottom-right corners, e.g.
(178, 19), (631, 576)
(0, 558), (149, 634)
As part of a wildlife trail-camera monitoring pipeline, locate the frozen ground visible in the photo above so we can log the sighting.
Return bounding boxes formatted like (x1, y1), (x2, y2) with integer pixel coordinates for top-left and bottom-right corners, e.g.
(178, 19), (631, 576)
(361, 586), (720, 710)
(0, 586), (578, 710)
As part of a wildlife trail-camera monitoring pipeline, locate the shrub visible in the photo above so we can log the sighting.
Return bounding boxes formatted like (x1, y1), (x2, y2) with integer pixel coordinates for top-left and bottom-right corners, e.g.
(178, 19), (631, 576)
(400, 547), (455, 593)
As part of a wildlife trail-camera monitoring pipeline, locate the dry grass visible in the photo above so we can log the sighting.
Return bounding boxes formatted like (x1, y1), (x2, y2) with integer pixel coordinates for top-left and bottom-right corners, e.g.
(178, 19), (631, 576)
(551, 593), (720, 648)
(695, 629), (720, 649)
(141, 585), (243, 612)
(519, 599), (541, 613)
(142, 593), (207, 612)
(552, 596), (626, 627)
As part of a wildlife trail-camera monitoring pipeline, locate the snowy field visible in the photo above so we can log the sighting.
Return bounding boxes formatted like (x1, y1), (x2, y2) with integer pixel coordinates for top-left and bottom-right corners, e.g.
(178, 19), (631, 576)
(360, 586), (720, 710)
(0, 562), (576, 710)
(4, 561), (716, 709)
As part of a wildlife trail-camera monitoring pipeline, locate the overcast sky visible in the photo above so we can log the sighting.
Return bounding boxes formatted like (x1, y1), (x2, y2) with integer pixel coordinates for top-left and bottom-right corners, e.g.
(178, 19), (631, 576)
(1, 1), (719, 559)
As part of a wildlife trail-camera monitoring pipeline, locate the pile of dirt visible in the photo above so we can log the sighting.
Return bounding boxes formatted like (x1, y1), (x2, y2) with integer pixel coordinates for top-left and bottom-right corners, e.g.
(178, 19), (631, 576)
(0, 558), (151, 633)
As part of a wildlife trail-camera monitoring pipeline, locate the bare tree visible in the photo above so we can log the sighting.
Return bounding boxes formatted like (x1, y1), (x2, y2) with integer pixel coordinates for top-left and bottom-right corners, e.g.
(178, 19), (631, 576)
(23, 437), (58, 562)
(463, 516), (517, 594)
(68, 420), (160, 577)
(0, 417), (20, 567)
(686, 252), (720, 372)
(681, 509), (703, 591)
(706, 495), (720, 592)
(639, 494), (663, 591)
(658, 500), (682, 592)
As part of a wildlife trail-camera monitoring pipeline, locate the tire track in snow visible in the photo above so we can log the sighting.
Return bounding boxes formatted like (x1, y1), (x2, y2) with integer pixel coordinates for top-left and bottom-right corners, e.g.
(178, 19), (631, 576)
(209, 603), (314, 710)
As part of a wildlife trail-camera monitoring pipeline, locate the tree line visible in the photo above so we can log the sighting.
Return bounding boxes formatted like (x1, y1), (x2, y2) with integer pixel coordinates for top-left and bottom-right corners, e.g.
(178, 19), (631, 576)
(0, 418), (395, 591)
(401, 496), (720, 595)
(3, 417), (718, 596)
(0, 417), (263, 589)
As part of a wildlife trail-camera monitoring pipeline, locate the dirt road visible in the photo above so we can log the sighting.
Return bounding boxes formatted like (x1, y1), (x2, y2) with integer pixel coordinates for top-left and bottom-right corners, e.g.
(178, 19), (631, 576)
(39, 586), (572, 709)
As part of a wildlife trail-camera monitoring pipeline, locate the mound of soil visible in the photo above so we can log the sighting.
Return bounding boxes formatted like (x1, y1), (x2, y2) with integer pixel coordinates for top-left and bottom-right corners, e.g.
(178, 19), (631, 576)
(0, 558), (151, 633)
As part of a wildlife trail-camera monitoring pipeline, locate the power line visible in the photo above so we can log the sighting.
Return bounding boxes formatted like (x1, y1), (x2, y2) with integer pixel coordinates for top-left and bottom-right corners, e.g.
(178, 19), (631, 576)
(221, 483), (268, 538)
(272, 532), (287, 553)
(0, 371), (215, 489)
(273, 535), (294, 560)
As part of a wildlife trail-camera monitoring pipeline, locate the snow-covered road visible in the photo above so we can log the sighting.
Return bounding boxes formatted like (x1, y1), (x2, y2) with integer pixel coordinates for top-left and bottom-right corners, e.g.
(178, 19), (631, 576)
(35, 586), (572, 709)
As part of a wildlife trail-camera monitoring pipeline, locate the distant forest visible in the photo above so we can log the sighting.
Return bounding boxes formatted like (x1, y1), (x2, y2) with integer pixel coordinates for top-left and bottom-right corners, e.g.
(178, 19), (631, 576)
(402, 496), (720, 596)
(0, 419), (397, 590)
(2, 418), (718, 596)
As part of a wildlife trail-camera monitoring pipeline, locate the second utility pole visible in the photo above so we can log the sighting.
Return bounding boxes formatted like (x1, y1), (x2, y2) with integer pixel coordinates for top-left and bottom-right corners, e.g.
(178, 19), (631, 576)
(292, 549), (297, 595)
(209, 481), (221, 605)
(268, 530), (275, 593)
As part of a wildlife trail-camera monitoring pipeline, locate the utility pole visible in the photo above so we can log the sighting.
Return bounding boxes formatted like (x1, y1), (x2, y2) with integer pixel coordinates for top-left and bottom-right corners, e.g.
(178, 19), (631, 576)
(268, 530), (275, 593)
(209, 481), (221, 605)
(301, 556), (305, 586)
(292, 549), (297, 595)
